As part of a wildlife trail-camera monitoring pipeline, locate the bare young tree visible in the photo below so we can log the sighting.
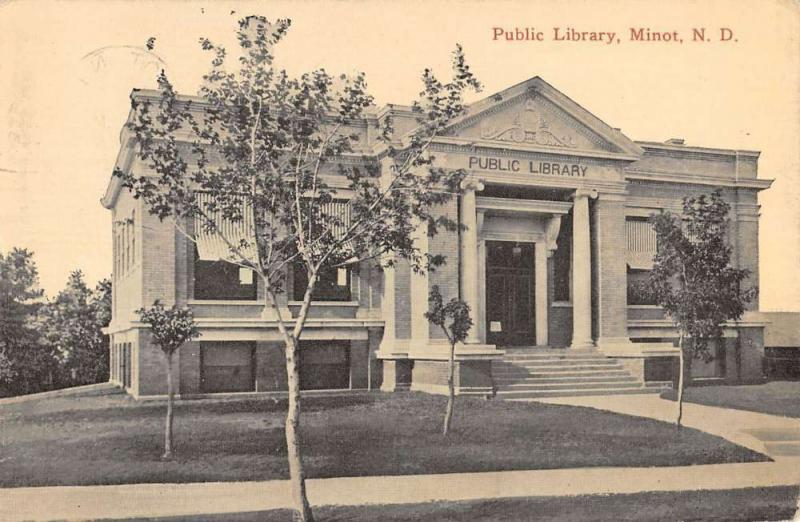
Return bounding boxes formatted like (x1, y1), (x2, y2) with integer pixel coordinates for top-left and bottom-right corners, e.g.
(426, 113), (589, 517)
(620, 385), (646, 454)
(115, 16), (480, 521)
(136, 300), (199, 459)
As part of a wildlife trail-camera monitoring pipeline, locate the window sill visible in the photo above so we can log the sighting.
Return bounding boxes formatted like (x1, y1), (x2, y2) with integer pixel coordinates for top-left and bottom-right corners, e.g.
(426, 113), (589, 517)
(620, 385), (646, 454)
(188, 299), (261, 305)
(288, 301), (360, 307)
(551, 301), (572, 308)
(627, 304), (663, 309)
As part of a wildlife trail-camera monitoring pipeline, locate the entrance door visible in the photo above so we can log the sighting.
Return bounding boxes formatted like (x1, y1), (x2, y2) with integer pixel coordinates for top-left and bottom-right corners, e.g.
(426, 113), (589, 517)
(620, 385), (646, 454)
(485, 241), (535, 346)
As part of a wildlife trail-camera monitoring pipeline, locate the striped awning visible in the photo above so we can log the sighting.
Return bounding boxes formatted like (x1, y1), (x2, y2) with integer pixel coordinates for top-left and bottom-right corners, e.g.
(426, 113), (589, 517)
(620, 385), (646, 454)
(193, 193), (352, 264)
(627, 218), (656, 270)
(194, 193), (258, 264)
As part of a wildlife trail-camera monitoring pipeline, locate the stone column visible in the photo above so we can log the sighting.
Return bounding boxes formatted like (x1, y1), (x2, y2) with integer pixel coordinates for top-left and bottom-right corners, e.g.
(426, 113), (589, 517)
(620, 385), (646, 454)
(410, 217), (429, 345)
(535, 241), (549, 346)
(460, 179), (484, 344)
(571, 189), (597, 349)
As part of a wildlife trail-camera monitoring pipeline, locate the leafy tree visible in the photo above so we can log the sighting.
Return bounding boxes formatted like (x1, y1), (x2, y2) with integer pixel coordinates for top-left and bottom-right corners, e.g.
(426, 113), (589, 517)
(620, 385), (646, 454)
(115, 16), (479, 520)
(648, 190), (755, 427)
(136, 300), (199, 459)
(0, 248), (56, 396)
(424, 285), (473, 436)
(41, 271), (112, 385)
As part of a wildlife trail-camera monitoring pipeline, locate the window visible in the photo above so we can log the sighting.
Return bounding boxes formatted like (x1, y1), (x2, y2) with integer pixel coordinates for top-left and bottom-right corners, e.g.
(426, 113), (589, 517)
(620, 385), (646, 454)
(193, 246), (257, 300)
(299, 341), (350, 390)
(293, 264), (351, 301)
(200, 342), (255, 393)
(552, 212), (572, 302)
(627, 267), (657, 305)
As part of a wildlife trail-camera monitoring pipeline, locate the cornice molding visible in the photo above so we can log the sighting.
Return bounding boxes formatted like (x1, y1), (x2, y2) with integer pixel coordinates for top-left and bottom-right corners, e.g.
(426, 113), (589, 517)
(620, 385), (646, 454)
(625, 170), (773, 191)
(476, 196), (572, 215)
(430, 137), (640, 164)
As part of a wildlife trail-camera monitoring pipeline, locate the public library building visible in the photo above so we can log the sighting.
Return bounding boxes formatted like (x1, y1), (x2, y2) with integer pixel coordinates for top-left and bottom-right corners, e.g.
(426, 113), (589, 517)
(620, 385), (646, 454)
(102, 77), (772, 399)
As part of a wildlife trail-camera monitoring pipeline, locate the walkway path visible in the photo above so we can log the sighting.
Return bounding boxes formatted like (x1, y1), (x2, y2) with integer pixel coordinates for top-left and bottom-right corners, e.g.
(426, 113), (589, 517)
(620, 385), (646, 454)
(530, 394), (800, 458)
(1, 460), (799, 521)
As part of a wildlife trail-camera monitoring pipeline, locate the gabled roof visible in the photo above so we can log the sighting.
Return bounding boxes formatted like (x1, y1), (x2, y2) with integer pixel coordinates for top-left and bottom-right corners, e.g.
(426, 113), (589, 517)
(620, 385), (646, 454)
(440, 76), (644, 157)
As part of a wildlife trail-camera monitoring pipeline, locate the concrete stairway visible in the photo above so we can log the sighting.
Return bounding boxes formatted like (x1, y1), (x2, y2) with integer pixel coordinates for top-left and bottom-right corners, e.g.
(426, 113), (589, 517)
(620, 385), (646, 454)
(493, 347), (671, 399)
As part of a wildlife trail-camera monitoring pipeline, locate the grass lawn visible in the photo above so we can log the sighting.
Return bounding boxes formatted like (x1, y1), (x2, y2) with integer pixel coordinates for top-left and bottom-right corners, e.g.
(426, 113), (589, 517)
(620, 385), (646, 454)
(661, 381), (800, 418)
(0, 391), (769, 487)
(107, 487), (800, 521)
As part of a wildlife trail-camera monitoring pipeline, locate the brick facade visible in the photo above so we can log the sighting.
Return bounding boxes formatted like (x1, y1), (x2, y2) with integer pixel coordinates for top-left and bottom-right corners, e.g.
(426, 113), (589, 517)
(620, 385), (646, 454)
(104, 76), (771, 398)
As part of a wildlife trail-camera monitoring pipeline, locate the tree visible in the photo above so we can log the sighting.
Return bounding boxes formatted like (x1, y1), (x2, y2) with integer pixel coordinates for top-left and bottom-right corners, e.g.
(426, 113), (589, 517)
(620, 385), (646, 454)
(41, 272), (112, 386)
(648, 190), (756, 427)
(424, 285), (473, 436)
(0, 248), (56, 396)
(136, 300), (199, 459)
(115, 16), (480, 520)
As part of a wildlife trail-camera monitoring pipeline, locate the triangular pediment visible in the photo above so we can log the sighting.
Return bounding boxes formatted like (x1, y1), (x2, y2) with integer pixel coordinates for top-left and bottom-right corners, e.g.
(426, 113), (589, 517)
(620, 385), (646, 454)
(444, 77), (643, 158)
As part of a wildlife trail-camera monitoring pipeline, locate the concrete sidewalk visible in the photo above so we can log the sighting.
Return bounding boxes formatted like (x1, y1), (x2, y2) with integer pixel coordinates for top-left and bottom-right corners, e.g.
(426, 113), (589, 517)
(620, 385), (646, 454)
(1, 460), (799, 521)
(531, 394), (800, 459)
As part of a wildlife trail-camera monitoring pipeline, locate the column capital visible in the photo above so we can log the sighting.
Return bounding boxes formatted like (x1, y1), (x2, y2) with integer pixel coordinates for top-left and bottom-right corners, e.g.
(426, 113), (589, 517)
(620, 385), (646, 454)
(460, 179), (485, 192)
(572, 188), (598, 200)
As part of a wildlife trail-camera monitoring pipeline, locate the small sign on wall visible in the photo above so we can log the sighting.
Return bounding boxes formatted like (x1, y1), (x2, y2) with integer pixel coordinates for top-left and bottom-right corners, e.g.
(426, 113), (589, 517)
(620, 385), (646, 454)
(490, 321), (503, 332)
(337, 268), (348, 287)
(239, 267), (253, 285)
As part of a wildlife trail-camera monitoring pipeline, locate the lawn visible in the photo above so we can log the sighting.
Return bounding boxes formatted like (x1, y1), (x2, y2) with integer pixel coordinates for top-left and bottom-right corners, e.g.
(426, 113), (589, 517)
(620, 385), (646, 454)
(661, 381), (800, 418)
(106, 487), (800, 521)
(0, 391), (769, 487)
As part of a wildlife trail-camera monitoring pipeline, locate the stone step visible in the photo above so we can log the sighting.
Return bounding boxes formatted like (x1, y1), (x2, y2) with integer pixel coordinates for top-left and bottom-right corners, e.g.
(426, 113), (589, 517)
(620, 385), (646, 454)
(493, 363), (626, 373)
(498, 357), (620, 365)
(499, 387), (665, 399)
(501, 347), (599, 355)
(493, 375), (639, 385)
(497, 381), (643, 392)
(492, 369), (633, 379)
(503, 350), (605, 359)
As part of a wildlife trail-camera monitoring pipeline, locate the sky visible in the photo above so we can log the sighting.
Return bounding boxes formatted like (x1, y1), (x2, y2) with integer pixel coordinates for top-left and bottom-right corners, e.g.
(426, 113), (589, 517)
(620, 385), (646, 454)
(0, 0), (798, 311)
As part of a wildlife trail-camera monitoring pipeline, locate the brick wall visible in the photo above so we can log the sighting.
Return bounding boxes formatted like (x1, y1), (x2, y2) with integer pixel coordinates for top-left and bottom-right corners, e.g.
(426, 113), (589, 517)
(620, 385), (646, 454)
(349, 340), (369, 389)
(367, 327), (383, 389)
(394, 258), (411, 340)
(141, 208), (176, 307)
(549, 306), (573, 348)
(593, 195), (629, 342)
(179, 341), (201, 394)
(134, 329), (177, 396)
(733, 189), (760, 310)
(428, 198), (460, 340)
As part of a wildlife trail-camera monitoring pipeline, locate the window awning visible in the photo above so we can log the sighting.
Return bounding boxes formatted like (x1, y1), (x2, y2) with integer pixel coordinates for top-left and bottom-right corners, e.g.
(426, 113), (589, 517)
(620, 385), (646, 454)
(194, 193), (258, 264)
(193, 193), (353, 264)
(627, 218), (656, 270)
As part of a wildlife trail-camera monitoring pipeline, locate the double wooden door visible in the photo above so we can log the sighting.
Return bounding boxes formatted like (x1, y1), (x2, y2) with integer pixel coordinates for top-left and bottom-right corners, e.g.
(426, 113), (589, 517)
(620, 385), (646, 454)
(485, 241), (535, 346)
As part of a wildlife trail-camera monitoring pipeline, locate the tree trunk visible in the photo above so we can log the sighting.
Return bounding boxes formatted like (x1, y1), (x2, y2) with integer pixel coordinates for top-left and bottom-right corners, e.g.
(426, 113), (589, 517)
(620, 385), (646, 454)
(285, 335), (314, 522)
(676, 334), (685, 429)
(163, 352), (174, 459)
(443, 340), (456, 436)
(267, 282), (316, 522)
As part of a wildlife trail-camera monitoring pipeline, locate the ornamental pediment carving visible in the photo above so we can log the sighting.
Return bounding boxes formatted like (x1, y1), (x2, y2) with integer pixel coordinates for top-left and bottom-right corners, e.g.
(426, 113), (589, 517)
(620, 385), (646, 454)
(453, 94), (617, 154)
(479, 98), (579, 148)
